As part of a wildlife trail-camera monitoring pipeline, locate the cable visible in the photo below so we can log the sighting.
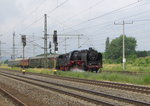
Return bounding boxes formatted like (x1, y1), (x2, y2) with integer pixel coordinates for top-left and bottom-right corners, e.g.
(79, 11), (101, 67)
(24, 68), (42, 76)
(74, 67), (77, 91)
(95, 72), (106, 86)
(60, 3), (150, 34)
(19, 0), (69, 34)
(134, 19), (150, 22)
(54, 0), (105, 27)
(53, 0), (148, 34)
(58, 0), (143, 33)
(20, 16), (44, 33)
(88, 0), (143, 21)
(47, 0), (105, 32)
(3, 0), (48, 36)
(48, 0), (69, 14)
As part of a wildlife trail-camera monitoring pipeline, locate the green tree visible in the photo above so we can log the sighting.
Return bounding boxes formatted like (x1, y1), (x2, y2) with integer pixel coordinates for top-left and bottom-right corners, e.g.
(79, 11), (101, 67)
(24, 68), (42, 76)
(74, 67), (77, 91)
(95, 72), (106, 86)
(106, 35), (137, 63)
(4, 60), (9, 64)
(148, 51), (150, 56)
(136, 51), (147, 57)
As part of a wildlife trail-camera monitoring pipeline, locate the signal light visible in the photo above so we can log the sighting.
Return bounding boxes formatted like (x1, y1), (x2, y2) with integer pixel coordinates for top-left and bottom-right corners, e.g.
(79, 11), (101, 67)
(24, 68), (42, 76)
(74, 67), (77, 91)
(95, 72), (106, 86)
(53, 30), (57, 43)
(21, 35), (26, 46)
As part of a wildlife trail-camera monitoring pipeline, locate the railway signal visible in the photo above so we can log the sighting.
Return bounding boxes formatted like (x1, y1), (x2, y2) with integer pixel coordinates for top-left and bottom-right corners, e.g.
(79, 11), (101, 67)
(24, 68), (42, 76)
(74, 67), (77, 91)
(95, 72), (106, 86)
(55, 42), (58, 52)
(21, 35), (26, 47)
(53, 30), (58, 73)
(53, 30), (58, 44)
(49, 41), (52, 54)
(53, 30), (58, 52)
(21, 35), (26, 74)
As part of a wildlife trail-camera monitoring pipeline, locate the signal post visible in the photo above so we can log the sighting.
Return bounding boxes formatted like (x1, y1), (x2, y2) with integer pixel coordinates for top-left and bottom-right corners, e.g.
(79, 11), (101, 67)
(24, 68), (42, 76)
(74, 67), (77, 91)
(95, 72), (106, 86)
(53, 30), (58, 74)
(21, 35), (26, 74)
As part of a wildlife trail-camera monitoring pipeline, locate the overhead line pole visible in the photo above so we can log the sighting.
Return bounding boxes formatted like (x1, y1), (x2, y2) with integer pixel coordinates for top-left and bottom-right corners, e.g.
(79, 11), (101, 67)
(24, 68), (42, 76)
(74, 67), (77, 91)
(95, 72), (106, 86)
(12, 32), (15, 60)
(78, 35), (83, 48)
(32, 33), (35, 56)
(44, 14), (48, 68)
(65, 35), (67, 53)
(21, 35), (26, 74)
(0, 37), (6, 64)
(114, 20), (133, 71)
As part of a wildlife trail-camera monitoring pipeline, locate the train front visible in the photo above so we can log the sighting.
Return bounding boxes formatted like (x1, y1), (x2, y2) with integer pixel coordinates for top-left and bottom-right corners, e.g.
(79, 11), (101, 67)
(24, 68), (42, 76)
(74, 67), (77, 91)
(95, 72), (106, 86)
(87, 48), (102, 72)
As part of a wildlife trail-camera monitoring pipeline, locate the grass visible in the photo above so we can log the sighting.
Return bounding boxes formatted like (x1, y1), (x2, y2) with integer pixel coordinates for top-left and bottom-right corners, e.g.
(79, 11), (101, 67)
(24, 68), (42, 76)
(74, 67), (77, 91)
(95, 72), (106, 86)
(0, 64), (54, 75)
(56, 71), (150, 86)
(102, 64), (150, 72)
(26, 68), (53, 74)
(0, 64), (149, 86)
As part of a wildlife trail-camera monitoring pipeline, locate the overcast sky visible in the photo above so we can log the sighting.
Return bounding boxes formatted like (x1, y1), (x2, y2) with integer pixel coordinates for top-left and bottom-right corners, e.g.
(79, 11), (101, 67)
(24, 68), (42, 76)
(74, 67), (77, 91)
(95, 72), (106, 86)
(0, 0), (150, 58)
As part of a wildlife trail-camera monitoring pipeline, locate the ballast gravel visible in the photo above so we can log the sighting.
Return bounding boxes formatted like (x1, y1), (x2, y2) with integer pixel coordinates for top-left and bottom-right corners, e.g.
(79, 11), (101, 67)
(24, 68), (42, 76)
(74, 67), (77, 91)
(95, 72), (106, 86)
(0, 93), (16, 106)
(25, 73), (150, 104)
(0, 75), (95, 106)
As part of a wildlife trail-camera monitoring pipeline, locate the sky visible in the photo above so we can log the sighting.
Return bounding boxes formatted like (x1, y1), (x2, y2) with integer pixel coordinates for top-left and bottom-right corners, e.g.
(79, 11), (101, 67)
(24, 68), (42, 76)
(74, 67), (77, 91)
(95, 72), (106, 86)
(0, 0), (150, 59)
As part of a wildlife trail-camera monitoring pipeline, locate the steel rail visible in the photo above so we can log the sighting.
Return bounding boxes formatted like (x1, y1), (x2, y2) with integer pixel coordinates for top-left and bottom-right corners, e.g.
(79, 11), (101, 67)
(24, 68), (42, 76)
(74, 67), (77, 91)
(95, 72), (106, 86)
(0, 87), (27, 106)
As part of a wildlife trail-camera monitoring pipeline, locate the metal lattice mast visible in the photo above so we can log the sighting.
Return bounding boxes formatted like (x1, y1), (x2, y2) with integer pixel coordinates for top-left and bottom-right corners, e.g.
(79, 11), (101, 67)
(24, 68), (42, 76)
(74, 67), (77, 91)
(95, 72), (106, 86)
(44, 14), (48, 68)
(12, 32), (15, 60)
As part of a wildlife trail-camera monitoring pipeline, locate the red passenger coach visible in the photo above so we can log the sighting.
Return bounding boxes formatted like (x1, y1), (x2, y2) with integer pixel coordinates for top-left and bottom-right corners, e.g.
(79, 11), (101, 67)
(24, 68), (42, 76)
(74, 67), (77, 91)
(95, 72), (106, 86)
(21, 59), (29, 68)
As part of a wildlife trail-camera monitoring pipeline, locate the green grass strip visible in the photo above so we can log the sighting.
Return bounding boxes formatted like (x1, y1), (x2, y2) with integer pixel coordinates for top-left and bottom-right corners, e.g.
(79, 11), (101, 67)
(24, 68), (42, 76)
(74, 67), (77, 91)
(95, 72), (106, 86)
(0, 65), (149, 86)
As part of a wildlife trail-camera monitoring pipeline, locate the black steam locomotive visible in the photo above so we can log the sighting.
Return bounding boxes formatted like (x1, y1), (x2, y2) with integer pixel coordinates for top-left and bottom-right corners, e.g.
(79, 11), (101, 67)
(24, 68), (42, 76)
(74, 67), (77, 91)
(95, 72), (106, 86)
(56, 48), (102, 72)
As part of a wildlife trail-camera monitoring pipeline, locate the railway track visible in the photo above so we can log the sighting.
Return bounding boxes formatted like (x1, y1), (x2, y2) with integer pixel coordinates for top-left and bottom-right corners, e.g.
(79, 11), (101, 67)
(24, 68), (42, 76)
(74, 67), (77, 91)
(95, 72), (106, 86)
(0, 68), (150, 94)
(0, 86), (27, 106)
(47, 74), (150, 94)
(0, 71), (150, 106)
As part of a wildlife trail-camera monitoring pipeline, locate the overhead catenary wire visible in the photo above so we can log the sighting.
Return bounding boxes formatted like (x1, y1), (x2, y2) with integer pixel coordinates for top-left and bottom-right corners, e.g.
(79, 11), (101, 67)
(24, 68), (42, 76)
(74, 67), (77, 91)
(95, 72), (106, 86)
(13, 0), (148, 39)
(2, 0), (48, 36)
(52, 0), (149, 34)
(19, 0), (69, 34)
(59, 1), (150, 34)
(87, 0), (143, 21)
(57, 0), (143, 33)
(51, 0), (105, 29)
(59, 8), (149, 46)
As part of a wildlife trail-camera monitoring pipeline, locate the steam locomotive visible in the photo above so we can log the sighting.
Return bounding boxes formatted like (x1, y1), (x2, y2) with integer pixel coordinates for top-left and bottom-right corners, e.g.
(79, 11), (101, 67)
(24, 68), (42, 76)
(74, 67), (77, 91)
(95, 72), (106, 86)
(8, 48), (102, 72)
(56, 48), (102, 72)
